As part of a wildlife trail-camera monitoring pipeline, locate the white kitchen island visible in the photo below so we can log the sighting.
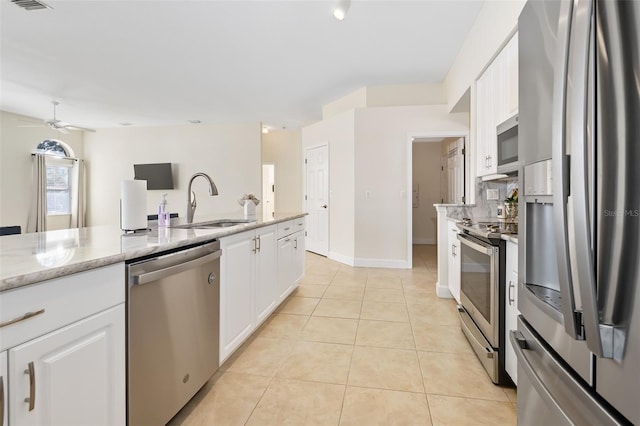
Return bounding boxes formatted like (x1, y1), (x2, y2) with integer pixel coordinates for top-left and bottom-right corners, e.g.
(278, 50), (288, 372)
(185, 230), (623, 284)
(0, 212), (306, 426)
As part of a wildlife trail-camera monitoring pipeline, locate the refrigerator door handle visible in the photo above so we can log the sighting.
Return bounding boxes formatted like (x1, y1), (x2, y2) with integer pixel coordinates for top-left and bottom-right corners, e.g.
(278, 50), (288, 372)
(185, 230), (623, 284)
(551, 0), (581, 340)
(566, 0), (606, 358)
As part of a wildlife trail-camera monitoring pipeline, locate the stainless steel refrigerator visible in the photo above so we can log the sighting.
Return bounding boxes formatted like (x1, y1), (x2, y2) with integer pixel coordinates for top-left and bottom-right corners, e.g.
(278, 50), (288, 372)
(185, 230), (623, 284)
(514, 0), (639, 424)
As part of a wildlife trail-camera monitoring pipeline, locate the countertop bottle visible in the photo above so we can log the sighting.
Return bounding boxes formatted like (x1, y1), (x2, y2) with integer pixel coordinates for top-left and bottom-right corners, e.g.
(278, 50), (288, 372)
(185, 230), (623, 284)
(158, 194), (169, 227)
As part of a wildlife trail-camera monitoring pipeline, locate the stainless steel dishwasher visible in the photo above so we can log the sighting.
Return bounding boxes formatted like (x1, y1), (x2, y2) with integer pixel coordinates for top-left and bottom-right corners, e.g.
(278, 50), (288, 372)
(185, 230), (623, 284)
(127, 240), (220, 426)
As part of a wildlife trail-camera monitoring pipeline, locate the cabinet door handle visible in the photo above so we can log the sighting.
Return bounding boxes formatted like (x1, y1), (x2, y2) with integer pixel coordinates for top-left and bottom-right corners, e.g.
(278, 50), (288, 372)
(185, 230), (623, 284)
(508, 281), (515, 305)
(24, 362), (35, 411)
(1, 373), (4, 426)
(294, 239), (298, 249)
(252, 237), (257, 253)
(256, 235), (261, 252)
(0, 309), (45, 328)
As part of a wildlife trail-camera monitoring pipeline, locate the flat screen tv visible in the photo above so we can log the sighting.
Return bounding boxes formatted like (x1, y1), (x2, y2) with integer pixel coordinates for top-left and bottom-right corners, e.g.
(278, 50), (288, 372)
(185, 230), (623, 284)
(133, 163), (174, 190)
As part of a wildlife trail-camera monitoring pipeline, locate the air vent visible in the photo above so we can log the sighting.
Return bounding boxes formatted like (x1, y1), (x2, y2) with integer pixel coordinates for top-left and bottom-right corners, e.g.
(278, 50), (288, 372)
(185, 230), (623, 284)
(11, 0), (52, 11)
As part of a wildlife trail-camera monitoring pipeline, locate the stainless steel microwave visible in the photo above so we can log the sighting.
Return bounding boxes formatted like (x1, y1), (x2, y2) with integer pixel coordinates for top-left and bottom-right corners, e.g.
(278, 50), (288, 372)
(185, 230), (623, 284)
(496, 115), (518, 174)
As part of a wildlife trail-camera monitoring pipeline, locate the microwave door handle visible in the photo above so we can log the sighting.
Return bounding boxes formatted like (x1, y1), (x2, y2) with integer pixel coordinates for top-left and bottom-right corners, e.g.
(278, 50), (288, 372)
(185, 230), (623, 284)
(567, 0), (606, 357)
(551, 0), (581, 340)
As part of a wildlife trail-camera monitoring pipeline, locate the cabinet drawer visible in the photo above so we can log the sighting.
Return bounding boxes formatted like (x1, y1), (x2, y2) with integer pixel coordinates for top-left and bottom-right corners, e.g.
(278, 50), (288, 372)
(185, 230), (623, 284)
(277, 220), (295, 239)
(293, 217), (306, 233)
(0, 263), (125, 351)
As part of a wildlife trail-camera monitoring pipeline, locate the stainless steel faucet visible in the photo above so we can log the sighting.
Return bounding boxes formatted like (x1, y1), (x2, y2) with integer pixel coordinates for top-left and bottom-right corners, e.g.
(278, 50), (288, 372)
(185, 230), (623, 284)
(187, 172), (219, 223)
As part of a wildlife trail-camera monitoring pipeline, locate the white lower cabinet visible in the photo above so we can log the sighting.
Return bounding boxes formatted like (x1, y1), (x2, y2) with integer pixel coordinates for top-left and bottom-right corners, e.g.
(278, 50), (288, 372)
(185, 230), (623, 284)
(1, 351), (7, 426)
(277, 230), (305, 303)
(254, 226), (278, 324)
(220, 219), (306, 364)
(0, 263), (125, 426)
(447, 220), (461, 303)
(220, 225), (277, 363)
(505, 239), (520, 385)
(8, 305), (125, 426)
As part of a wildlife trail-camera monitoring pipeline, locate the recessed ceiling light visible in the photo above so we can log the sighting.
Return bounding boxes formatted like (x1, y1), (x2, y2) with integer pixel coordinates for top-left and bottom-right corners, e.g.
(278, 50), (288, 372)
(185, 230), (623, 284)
(119, 122), (132, 126)
(188, 120), (201, 124)
(262, 126), (269, 134)
(333, 0), (351, 21)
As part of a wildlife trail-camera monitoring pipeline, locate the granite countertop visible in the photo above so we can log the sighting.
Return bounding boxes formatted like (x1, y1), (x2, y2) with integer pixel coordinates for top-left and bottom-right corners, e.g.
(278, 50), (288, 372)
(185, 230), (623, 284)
(0, 212), (306, 292)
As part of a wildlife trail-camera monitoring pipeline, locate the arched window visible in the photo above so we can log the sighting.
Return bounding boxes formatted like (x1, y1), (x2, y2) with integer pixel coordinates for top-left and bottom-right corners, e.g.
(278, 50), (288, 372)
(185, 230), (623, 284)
(36, 140), (75, 215)
(36, 139), (74, 157)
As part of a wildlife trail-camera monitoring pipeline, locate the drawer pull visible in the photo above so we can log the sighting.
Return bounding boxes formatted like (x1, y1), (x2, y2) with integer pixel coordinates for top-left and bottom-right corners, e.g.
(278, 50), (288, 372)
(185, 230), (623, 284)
(0, 309), (45, 328)
(284, 227), (291, 231)
(24, 362), (35, 411)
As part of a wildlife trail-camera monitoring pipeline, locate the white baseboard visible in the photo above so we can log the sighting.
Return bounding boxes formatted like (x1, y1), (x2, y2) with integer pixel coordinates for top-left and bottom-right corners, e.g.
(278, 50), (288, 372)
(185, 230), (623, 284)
(354, 258), (410, 269)
(328, 251), (355, 266)
(412, 238), (436, 245)
(436, 281), (453, 298)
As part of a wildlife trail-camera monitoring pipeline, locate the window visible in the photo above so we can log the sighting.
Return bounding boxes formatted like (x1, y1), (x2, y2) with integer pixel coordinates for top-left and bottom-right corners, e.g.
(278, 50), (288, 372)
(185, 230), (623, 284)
(36, 140), (74, 215)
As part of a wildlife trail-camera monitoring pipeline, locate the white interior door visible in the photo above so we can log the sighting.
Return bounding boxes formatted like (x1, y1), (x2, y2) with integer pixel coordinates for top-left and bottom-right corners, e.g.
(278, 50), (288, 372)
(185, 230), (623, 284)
(262, 164), (275, 219)
(304, 145), (329, 256)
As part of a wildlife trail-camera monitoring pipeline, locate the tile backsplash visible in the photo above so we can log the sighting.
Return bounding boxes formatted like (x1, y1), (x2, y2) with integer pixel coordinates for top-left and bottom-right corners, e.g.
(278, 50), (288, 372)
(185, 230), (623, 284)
(442, 176), (518, 221)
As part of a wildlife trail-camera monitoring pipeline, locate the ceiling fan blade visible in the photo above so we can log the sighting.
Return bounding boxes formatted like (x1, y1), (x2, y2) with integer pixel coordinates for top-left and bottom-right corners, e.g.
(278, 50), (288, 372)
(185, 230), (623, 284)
(62, 124), (96, 133)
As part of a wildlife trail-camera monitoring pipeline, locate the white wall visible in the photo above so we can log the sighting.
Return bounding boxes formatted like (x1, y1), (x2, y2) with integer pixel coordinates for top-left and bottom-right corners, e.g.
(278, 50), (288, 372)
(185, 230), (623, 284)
(367, 83), (445, 107)
(0, 110), (85, 232)
(353, 105), (468, 266)
(322, 83), (446, 121)
(261, 128), (302, 213)
(84, 122), (261, 226)
(443, 0), (526, 111)
(322, 88), (367, 120)
(412, 142), (442, 244)
(301, 110), (355, 263)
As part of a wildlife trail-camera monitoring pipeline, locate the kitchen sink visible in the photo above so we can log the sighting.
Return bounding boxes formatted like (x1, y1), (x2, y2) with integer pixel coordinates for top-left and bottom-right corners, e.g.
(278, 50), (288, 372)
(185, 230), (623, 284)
(171, 219), (254, 229)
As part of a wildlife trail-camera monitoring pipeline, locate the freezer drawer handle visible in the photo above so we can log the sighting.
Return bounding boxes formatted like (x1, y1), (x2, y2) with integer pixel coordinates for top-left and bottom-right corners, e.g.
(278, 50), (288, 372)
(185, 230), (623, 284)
(509, 330), (569, 421)
(132, 250), (222, 285)
(0, 309), (45, 328)
(24, 362), (35, 411)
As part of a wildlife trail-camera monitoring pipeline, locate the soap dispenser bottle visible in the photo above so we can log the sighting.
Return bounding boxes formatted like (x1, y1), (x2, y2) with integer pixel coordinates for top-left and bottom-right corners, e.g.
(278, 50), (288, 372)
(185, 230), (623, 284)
(158, 194), (169, 227)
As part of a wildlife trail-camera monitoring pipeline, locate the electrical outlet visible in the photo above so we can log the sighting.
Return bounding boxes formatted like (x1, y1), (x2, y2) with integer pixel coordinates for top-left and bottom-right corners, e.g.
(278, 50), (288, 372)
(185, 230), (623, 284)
(486, 189), (500, 201)
(365, 190), (371, 199)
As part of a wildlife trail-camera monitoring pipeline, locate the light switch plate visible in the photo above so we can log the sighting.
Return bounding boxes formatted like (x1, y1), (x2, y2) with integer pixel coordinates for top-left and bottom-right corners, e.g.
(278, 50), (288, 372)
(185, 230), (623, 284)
(486, 189), (500, 201)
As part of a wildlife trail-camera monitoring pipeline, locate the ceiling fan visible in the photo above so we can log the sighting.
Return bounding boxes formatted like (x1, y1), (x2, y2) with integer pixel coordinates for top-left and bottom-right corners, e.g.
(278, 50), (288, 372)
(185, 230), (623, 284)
(45, 101), (96, 133)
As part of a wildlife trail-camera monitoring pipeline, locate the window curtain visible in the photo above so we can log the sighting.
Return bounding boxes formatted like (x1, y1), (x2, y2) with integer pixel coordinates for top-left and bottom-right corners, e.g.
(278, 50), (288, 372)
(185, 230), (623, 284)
(70, 159), (86, 228)
(27, 153), (47, 233)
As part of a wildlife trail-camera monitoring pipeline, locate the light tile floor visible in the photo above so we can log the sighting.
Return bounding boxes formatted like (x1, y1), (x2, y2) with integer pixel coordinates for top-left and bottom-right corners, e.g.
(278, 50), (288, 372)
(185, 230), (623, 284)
(169, 245), (517, 426)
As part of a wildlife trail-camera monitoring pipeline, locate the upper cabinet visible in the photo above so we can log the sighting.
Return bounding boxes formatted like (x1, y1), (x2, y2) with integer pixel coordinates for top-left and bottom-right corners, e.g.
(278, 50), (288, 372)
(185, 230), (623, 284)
(475, 33), (519, 178)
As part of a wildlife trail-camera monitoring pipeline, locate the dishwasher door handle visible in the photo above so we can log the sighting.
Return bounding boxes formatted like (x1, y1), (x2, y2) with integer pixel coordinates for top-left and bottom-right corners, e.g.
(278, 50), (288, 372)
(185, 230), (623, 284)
(132, 250), (222, 285)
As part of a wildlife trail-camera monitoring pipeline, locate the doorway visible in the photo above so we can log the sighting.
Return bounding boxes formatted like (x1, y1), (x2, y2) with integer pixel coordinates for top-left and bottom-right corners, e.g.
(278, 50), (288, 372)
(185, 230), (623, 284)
(262, 164), (275, 219)
(304, 144), (329, 256)
(407, 134), (467, 268)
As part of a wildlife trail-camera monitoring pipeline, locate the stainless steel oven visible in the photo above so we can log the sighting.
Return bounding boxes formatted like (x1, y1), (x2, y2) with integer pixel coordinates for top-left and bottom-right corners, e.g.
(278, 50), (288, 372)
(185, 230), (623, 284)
(456, 228), (509, 385)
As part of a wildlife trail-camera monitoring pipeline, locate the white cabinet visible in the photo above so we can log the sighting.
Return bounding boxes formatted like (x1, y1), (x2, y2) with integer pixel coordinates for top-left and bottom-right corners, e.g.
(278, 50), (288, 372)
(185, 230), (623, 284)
(505, 239), (520, 385)
(1, 351), (6, 426)
(475, 32), (518, 178)
(254, 226), (278, 324)
(220, 218), (306, 364)
(220, 225), (277, 363)
(0, 264), (125, 426)
(447, 219), (461, 303)
(277, 228), (305, 303)
(8, 305), (125, 426)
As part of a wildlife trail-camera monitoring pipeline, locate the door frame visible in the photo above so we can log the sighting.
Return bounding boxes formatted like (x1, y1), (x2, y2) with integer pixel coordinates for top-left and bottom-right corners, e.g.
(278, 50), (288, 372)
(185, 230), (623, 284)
(303, 142), (330, 256)
(406, 132), (469, 269)
(261, 163), (275, 219)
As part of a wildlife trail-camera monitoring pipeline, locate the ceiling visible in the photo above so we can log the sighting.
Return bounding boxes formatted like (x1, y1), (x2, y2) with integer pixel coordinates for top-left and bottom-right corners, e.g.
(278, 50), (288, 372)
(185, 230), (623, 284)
(0, 0), (483, 130)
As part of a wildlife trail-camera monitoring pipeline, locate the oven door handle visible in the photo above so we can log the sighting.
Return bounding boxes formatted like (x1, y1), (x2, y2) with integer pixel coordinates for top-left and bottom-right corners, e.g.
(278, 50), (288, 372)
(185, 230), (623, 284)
(457, 234), (494, 256)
